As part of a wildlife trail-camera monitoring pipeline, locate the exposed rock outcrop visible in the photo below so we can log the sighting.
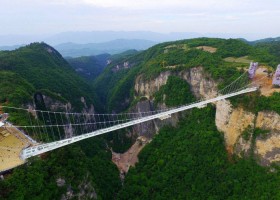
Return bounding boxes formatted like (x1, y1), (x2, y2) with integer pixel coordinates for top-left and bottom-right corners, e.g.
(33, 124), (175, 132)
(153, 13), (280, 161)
(255, 111), (280, 165)
(215, 100), (255, 154)
(132, 67), (216, 139)
(60, 174), (98, 200)
(135, 71), (172, 99)
(256, 111), (280, 130)
(112, 136), (150, 179)
(42, 95), (71, 112)
(28, 93), (95, 138)
(216, 100), (280, 166)
(135, 66), (217, 100)
(179, 67), (217, 99)
(131, 66), (280, 167)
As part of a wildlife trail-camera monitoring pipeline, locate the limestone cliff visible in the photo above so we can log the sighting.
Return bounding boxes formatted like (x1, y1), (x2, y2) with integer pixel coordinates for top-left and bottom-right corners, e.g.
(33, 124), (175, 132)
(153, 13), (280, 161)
(134, 66), (280, 166)
(113, 67), (217, 175)
(215, 100), (255, 154)
(215, 100), (280, 166)
(135, 66), (217, 100)
(255, 111), (280, 165)
(132, 67), (217, 139)
(129, 65), (280, 166)
(28, 93), (95, 138)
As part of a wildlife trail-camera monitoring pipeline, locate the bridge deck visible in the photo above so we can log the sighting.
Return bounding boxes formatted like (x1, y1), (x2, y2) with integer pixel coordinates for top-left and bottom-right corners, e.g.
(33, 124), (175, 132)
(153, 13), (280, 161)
(20, 87), (257, 160)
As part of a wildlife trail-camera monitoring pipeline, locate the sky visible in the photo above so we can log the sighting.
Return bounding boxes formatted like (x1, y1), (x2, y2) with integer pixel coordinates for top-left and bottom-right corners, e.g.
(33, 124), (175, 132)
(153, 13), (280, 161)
(0, 0), (280, 40)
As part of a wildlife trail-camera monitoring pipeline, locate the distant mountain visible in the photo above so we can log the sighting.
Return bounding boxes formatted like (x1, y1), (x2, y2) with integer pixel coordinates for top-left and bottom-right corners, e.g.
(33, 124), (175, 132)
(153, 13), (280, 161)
(45, 31), (202, 45)
(55, 39), (156, 57)
(0, 34), (47, 46)
(0, 31), (276, 47)
(249, 37), (280, 45)
(0, 44), (23, 51)
(0, 31), (202, 46)
(67, 50), (139, 81)
(45, 31), (264, 45)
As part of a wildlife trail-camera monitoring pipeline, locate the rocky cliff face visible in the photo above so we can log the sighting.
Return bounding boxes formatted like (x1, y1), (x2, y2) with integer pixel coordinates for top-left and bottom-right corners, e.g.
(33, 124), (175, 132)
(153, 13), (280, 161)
(28, 94), (95, 138)
(58, 174), (98, 200)
(216, 100), (280, 166)
(135, 66), (217, 99)
(255, 111), (280, 165)
(42, 95), (71, 112)
(215, 100), (255, 154)
(133, 66), (280, 166)
(43, 95), (95, 115)
(132, 66), (217, 139)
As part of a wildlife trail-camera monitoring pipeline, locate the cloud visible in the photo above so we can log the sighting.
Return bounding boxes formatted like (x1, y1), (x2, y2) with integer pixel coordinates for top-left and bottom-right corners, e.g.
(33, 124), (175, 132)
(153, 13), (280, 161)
(50, 0), (244, 11)
(0, 0), (280, 40)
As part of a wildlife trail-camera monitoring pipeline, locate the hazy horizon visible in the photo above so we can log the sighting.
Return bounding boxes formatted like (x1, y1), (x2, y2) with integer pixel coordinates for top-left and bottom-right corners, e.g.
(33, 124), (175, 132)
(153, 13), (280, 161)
(0, 30), (278, 47)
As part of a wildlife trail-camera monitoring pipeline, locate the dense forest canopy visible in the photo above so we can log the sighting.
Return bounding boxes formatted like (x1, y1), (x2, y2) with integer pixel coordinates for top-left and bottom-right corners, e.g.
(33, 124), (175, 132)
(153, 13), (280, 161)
(1, 38), (280, 199)
(67, 54), (110, 81)
(93, 37), (280, 112)
(118, 107), (280, 199)
(0, 42), (98, 110)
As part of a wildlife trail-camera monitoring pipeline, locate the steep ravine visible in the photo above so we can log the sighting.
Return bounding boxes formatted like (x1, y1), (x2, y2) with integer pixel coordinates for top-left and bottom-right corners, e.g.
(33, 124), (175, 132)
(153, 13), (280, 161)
(112, 67), (219, 175)
(132, 66), (218, 139)
(113, 66), (280, 176)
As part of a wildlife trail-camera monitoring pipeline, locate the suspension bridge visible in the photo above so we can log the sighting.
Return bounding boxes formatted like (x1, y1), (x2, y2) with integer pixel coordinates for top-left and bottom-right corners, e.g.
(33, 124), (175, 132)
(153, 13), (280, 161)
(0, 70), (264, 167)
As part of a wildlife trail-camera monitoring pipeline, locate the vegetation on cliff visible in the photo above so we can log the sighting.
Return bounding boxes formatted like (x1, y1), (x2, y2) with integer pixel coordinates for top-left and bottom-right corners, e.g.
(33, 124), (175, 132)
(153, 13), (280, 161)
(93, 38), (279, 112)
(67, 54), (110, 81)
(118, 107), (280, 199)
(154, 76), (195, 107)
(1, 38), (280, 199)
(0, 43), (121, 199)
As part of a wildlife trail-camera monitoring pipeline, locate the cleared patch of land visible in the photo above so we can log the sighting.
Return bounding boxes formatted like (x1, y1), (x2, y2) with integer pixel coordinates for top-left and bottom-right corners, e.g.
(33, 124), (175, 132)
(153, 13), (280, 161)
(164, 65), (178, 69)
(164, 44), (189, 53)
(224, 56), (252, 64)
(195, 46), (217, 53)
(253, 67), (280, 96)
(112, 136), (150, 175)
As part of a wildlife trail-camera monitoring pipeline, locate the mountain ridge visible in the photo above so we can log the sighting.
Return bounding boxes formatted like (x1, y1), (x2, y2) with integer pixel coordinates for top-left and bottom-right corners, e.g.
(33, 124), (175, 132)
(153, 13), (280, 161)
(55, 39), (156, 57)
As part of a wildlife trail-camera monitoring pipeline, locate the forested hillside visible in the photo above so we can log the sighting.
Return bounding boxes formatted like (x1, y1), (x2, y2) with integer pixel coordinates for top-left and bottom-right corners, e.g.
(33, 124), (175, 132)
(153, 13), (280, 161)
(0, 43), (121, 199)
(93, 38), (279, 112)
(1, 38), (280, 200)
(0, 42), (98, 110)
(67, 54), (110, 81)
(118, 107), (280, 199)
(0, 137), (121, 199)
(93, 38), (280, 199)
